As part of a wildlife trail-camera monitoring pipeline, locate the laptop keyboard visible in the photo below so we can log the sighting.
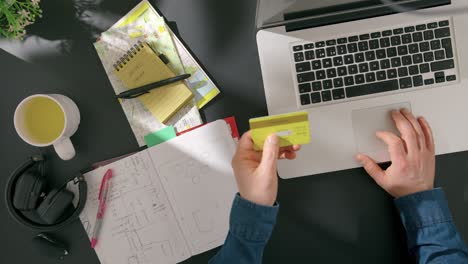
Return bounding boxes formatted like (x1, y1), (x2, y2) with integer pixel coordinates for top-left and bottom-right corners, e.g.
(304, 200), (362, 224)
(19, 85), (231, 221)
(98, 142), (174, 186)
(291, 20), (457, 106)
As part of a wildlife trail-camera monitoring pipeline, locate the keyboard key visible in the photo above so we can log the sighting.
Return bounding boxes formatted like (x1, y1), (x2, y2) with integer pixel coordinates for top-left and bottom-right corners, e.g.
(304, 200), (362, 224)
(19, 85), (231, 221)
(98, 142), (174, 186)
(348, 65), (358, 74)
(420, 63), (430, 73)
(365, 51), (376, 61)
(370, 61), (380, 71)
(369, 39), (379, 50)
(344, 55), (354, 64)
(409, 44), (419, 54)
(377, 70), (387, 81)
(312, 81), (322, 91)
(398, 46), (408, 56)
(366, 72), (376, 82)
(409, 65), (419, 75)
(337, 45), (347, 55)
(416, 24), (426, 31)
(327, 68), (337, 78)
(359, 63), (369, 73)
(355, 74), (365, 84)
(305, 50), (315, 60)
(402, 55), (412, 66)
(334, 77), (344, 88)
(435, 71), (445, 83)
(347, 43), (358, 53)
(387, 47), (397, 57)
(431, 40), (441, 50)
(304, 43), (314, 49)
(326, 39), (337, 46)
(427, 22), (438, 29)
(348, 36), (359, 42)
(441, 38), (453, 58)
(322, 90), (332, 101)
(413, 53), (423, 64)
(299, 83), (312, 93)
(391, 36), (401, 46)
(294, 52), (304, 62)
(399, 77), (413, 89)
(424, 52), (434, 62)
(344, 76), (354, 86)
(332, 88), (346, 100)
(346, 79), (399, 98)
(316, 70), (326, 80)
(326, 47), (337, 56)
(358, 41), (369, 51)
(338, 66), (348, 76)
(435, 27), (450, 38)
(300, 94), (311, 105)
(424, 30), (434, 40)
(446, 75), (456, 82)
(402, 34), (412, 44)
(376, 49), (386, 59)
(355, 53), (365, 62)
(380, 59), (391, 69)
(424, 79), (435, 85)
(439, 20), (449, 27)
(316, 49), (326, 58)
(371, 32), (381, 39)
(405, 26), (415, 33)
(380, 37), (391, 48)
(323, 80), (333, 89)
(413, 32), (423, 42)
(413, 75), (424, 87)
(382, 30), (392, 36)
(435, 50), (445, 60)
(419, 42), (430, 52)
(316, 41), (325, 47)
(293, 45), (303, 51)
(360, 34), (370, 40)
(296, 62), (311, 72)
(312, 60), (322, 70)
(337, 38), (347, 44)
(310, 92), (322, 104)
(431, 59), (455, 71)
(323, 58), (333, 68)
(333, 56), (344, 66)
(398, 67), (409, 77)
(391, 57), (402, 67)
(297, 71), (315, 83)
(387, 69), (398, 79)
(393, 28), (404, 35)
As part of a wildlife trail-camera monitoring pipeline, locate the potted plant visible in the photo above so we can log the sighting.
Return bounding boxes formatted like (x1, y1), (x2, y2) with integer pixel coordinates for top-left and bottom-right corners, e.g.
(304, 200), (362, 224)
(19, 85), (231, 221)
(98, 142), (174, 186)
(0, 0), (42, 39)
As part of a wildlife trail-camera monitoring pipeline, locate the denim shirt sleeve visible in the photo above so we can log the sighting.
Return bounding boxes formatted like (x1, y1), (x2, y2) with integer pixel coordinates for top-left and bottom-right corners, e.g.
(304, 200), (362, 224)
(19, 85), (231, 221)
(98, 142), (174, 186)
(395, 188), (468, 263)
(209, 193), (279, 264)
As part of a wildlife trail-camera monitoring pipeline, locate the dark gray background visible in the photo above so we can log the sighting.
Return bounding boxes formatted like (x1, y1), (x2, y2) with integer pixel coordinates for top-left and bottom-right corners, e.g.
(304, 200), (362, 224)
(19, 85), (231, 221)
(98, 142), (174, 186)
(0, 1), (467, 263)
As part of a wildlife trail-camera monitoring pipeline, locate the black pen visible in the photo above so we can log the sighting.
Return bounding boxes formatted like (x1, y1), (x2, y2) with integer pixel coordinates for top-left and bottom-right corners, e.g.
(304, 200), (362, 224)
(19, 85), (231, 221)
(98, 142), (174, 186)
(117, 73), (191, 99)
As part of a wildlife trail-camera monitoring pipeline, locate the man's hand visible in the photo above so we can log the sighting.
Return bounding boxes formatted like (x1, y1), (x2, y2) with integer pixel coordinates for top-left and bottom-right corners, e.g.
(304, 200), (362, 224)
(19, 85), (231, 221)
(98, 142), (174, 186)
(231, 131), (301, 206)
(356, 109), (435, 198)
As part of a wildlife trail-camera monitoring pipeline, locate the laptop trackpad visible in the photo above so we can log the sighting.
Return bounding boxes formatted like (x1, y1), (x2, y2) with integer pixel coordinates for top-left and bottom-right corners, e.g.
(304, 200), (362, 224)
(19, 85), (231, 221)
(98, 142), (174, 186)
(352, 102), (411, 163)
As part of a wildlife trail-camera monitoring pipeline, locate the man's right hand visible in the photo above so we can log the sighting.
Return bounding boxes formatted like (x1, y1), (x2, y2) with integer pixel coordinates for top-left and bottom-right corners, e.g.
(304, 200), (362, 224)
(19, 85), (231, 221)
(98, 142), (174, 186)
(356, 109), (436, 198)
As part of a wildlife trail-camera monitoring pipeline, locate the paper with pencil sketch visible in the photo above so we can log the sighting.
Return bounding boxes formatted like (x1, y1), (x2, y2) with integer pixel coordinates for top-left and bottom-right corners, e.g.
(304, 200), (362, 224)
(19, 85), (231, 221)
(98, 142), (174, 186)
(78, 120), (238, 264)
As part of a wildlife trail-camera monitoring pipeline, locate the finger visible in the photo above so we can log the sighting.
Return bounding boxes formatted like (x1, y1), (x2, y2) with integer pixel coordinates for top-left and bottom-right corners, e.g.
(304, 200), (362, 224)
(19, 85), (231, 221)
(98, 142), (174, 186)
(279, 150), (297, 160)
(258, 134), (280, 176)
(418, 117), (435, 153)
(356, 154), (386, 185)
(238, 131), (254, 151)
(376, 131), (407, 160)
(391, 110), (419, 155)
(279, 144), (301, 153)
(400, 109), (425, 151)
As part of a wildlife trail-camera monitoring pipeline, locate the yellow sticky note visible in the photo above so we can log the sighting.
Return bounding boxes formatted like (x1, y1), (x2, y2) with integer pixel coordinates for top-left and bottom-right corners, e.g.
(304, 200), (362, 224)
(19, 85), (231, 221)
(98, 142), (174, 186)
(249, 112), (310, 150)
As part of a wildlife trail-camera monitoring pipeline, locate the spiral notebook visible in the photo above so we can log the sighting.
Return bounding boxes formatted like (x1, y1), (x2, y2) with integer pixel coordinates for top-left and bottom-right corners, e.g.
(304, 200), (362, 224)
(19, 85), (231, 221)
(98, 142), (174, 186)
(114, 41), (194, 123)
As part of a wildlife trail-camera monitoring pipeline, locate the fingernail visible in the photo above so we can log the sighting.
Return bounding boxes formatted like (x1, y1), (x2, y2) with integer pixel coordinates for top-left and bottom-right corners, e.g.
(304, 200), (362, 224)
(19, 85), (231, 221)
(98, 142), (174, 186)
(356, 154), (364, 163)
(401, 108), (410, 113)
(267, 134), (279, 145)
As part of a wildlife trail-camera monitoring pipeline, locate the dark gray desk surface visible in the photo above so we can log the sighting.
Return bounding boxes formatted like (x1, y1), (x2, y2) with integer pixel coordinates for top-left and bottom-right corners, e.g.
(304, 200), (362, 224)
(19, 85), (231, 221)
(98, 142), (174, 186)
(1, 1), (467, 263)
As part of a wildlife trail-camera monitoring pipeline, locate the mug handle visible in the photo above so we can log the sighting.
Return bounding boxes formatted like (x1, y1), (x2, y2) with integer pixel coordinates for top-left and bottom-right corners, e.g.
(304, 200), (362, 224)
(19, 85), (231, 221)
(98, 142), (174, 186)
(53, 138), (76, 161)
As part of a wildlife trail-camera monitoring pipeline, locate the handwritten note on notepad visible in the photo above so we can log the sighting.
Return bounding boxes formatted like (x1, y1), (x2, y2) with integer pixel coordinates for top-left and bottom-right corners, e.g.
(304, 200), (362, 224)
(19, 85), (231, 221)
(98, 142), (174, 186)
(114, 42), (193, 123)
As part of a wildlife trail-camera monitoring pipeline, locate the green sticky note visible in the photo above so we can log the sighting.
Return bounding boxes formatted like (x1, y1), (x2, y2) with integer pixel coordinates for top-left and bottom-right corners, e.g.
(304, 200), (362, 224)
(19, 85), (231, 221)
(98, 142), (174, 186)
(144, 126), (176, 147)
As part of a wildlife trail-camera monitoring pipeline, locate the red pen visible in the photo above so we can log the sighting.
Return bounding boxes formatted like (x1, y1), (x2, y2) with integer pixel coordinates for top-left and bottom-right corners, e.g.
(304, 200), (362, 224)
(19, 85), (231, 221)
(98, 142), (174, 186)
(91, 169), (113, 248)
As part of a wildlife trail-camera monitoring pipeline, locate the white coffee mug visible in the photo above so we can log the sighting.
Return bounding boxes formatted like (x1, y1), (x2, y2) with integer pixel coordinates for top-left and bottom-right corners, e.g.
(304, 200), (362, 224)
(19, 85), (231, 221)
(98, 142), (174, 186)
(14, 94), (80, 160)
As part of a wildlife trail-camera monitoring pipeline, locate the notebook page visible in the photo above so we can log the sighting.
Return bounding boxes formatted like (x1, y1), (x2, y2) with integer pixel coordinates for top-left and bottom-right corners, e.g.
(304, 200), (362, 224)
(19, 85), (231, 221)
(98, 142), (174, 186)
(147, 120), (238, 255)
(79, 151), (190, 264)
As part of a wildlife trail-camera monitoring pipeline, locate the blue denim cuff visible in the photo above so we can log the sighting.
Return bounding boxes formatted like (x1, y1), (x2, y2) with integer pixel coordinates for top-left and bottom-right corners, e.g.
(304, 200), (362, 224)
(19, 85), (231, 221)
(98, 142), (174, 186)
(394, 188), (452, 231)
(229, 193), (279, 242)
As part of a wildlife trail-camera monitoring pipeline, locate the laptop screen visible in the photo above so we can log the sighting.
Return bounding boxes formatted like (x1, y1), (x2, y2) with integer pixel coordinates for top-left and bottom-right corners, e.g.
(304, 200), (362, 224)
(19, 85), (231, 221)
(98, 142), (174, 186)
(256, 0), (451, 31)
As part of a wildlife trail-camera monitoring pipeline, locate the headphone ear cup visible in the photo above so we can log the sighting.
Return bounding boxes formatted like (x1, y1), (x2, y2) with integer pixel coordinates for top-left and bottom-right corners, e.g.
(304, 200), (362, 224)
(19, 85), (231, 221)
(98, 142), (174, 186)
(13, 171), (47, 211)
(37, 189), (74, 225)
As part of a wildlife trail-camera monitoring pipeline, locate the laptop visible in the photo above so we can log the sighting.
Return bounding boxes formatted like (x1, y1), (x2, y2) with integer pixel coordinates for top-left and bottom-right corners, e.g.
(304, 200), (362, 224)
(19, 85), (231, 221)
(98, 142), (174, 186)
(256, 0), (468, 179)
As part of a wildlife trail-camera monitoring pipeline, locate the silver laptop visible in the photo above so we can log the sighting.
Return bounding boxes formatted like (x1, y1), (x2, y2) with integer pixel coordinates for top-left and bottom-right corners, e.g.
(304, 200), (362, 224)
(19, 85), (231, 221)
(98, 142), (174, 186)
(256, 0), (468, 179)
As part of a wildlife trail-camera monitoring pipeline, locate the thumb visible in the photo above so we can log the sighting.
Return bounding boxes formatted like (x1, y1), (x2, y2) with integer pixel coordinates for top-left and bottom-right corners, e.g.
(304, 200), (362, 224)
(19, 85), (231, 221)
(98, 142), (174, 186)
(258, 134), (280, 175)
(356, 154), (385, 184)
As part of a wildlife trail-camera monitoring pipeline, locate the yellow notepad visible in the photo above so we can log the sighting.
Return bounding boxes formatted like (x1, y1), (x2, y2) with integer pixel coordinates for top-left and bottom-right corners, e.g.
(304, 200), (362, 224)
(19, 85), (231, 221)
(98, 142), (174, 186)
(114, 41), (193, 123)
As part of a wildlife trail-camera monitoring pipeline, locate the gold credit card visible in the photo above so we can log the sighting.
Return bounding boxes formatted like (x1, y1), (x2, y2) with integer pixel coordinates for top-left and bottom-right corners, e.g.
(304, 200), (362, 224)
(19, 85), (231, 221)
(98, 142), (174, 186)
(249, 112), (310, 150)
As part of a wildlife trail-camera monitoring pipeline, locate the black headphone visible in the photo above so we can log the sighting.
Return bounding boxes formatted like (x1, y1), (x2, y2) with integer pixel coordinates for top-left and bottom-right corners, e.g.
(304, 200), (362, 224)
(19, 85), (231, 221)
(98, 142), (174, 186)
(5, 155), (87, 232)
